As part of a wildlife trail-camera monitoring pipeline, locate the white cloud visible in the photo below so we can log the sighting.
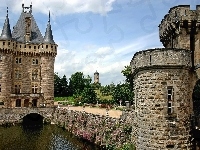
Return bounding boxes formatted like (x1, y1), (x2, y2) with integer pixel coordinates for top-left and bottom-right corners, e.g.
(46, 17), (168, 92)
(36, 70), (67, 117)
(5, 0), (116, 16)
(55, 32), (161, 85)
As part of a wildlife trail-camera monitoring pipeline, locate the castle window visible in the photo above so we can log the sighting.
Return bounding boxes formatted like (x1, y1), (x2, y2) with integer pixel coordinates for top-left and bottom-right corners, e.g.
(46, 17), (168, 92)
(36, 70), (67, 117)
(16, 58), (22, 64)
(46, 45), (48, 49)
(29, 46), (31, 49)
(32, 69), (38, 80)
(3, 42), (5, 46)
(15, 85), (21, 94)
(0, 72), (2, 79)
(20, 45), (21, 48)
(8, 42), (10, 46)
(150, 55), (152, 65)
(15, 99), (21, 107)
(15, 70), (21, 79)
(0, 84), (1, 92)
(34, 46), (36, 49)
(167, 87), (173, 114)
(32, 59), (38, 65)
(32, 83), (38, 93)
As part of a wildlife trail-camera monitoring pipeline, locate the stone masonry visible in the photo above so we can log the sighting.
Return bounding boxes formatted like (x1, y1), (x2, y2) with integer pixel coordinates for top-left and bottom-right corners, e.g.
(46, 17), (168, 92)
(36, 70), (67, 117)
(131, 5), (200, 149)
(0, 4), (57, 108)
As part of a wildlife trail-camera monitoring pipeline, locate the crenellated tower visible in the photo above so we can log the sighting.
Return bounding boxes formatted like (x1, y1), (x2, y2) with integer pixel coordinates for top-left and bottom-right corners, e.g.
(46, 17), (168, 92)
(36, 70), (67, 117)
(0, 4), (57, 108)
(159, 5), (200, 73)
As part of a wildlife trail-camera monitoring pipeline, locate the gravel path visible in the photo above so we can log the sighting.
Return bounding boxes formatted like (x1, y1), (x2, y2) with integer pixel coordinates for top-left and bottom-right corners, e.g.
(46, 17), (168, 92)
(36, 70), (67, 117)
(59, 106), (122, 118)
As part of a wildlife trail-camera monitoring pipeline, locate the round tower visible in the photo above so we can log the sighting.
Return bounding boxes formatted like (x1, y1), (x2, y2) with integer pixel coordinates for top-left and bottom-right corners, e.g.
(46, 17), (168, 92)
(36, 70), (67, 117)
(0, 8), (13, 107)
(131, 48), (193, 149)
(94, 70), (99, 83)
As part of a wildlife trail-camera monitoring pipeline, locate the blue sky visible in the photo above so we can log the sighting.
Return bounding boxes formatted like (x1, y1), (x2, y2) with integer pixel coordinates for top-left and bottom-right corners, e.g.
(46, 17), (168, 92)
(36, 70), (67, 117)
(0, 0), (199, 85)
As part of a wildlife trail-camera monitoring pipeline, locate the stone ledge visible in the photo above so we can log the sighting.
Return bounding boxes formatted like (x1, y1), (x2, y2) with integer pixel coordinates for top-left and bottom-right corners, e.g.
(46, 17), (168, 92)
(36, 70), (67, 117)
(133, 65), (191, 77)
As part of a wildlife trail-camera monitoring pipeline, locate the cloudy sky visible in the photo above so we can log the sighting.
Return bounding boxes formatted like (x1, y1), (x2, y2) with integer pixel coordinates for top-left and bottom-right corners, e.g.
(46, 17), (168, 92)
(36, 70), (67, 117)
(0, 0), (199, 85)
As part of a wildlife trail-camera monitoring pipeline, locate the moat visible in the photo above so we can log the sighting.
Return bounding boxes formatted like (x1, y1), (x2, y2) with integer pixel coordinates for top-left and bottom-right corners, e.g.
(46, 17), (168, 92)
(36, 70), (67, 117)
(0, 124), (100, 150)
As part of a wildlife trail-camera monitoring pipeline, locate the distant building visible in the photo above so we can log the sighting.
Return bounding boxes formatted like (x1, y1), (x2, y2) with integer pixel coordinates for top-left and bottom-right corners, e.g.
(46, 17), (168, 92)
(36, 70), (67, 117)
(94, 70), (99, 83)
(0, 4), (57, 108)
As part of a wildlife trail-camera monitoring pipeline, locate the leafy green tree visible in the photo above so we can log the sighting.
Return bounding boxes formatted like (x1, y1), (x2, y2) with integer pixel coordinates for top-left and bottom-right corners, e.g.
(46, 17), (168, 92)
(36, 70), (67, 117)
(69, 72), (85, 95)
(121, 65), (133, 92)
(54, 73), (69, 97)
(54, 73), (61, 97)
(112, 83), (133, 105)
(81, 87), (97, 104)
(60, 75), (69, 96)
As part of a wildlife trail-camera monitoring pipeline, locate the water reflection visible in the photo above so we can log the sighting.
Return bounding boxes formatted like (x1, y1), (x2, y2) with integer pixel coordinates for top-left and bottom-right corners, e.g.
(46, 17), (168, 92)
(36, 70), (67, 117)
(0, 125), (100, 150)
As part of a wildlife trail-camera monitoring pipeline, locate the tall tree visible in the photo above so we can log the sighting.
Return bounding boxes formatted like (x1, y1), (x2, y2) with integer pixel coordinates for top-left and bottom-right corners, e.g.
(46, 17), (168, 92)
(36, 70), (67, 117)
(121, 65), (133, 92)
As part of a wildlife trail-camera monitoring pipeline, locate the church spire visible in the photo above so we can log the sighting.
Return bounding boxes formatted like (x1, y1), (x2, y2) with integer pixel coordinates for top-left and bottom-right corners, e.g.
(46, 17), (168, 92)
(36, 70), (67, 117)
(43, 11), (55, 44)
(0, 7), (12, 40)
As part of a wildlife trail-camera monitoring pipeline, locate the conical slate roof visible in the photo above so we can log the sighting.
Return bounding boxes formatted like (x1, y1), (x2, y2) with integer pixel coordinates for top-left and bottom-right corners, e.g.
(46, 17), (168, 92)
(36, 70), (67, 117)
(0, 8), (12, 40)
(43, 12), (55, 44)
(12, 10), (43, 43)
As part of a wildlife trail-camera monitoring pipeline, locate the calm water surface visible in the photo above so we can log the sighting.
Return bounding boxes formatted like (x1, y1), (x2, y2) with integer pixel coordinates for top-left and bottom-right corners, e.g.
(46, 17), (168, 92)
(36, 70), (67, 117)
(0, 125), (100, 150)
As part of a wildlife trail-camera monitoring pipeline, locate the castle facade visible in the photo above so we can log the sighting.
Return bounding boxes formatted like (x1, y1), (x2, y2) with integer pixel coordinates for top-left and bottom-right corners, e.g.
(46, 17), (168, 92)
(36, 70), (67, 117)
(131, 5), (200, 149)
(0, 4), (57, 108)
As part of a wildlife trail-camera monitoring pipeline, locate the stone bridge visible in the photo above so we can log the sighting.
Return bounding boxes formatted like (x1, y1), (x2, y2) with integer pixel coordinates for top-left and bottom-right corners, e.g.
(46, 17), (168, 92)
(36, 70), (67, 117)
(0, 108), (56, 125)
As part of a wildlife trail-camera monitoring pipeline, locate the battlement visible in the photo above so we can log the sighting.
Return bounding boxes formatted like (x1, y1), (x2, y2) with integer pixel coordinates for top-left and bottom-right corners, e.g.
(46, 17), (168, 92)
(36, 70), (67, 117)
(131, 48), (191, 75)
(159, 5), (200, 48)
(0, 41), (57, 56)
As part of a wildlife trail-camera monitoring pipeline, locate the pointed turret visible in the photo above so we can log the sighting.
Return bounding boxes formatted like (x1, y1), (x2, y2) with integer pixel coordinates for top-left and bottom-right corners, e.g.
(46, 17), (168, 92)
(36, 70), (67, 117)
(43, 11), (55, 44)
(0, 7), (12, 40)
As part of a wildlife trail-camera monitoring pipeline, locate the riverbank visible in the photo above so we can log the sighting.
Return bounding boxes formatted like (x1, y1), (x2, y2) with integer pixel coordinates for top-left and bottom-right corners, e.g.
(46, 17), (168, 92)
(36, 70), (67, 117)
(53, 108), (133, 149)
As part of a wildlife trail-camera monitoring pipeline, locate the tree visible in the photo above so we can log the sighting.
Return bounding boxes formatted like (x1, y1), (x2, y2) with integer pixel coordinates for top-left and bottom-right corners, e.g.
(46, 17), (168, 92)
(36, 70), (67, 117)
(121, 65), (133, 92)
(54, 73), (69, 97)
(81, 87), (97, 104)
(60, 75), (69, 96)
(69, 72), (85, 95)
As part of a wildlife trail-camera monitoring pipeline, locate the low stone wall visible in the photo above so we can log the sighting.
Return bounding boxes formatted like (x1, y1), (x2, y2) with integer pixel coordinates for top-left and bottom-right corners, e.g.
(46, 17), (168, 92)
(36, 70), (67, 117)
(0, 108), (55, 125)
(52, 108), (133, 149)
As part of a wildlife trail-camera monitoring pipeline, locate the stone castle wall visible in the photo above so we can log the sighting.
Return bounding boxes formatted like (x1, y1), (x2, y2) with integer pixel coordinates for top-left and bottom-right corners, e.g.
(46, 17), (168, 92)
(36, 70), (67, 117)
(0, 49), (13, 106)
(41, 55), (55, 105)
(131, 48), (195, 149)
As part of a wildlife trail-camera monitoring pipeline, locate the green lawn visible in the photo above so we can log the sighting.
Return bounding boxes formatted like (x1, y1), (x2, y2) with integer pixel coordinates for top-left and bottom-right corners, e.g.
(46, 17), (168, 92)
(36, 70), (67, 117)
(94, 89), (113, 100)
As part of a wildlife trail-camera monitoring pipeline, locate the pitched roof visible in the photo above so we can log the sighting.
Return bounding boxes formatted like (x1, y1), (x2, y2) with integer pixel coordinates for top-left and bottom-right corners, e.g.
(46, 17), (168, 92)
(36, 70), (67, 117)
(12, 11), (43, 44)
(0, 8), (12, 40)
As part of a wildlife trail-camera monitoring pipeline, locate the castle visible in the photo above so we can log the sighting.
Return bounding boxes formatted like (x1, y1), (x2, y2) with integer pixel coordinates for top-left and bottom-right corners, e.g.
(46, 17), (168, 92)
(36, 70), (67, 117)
(131, 5), (200, 149)
(0, 4), (57, 108)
